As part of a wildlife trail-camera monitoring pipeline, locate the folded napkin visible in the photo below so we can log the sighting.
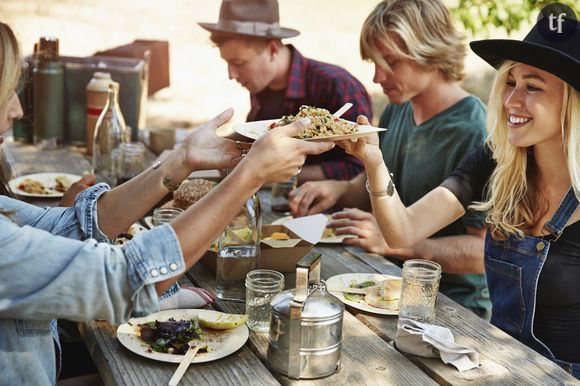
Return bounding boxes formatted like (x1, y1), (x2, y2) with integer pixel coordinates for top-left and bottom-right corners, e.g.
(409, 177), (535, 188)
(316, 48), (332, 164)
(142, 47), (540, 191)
(395, 319), (479, 372)
(159, 286), (215, 310)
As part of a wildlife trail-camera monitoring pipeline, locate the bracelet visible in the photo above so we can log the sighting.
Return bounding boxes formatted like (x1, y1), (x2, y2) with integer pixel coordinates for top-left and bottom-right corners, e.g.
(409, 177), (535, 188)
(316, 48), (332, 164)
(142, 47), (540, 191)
(365, 173), (395, 197)
(152, 160), (180, 193)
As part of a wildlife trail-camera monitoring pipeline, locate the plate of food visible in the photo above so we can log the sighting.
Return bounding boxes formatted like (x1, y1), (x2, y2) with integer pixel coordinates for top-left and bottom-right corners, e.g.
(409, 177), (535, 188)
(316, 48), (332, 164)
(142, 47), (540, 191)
(270, 215), (352, 243)
(8, 172), (81, 198)
(233, 105), (385, 141)
(326, 273), (402, 315)
(117, 309), (249, 363)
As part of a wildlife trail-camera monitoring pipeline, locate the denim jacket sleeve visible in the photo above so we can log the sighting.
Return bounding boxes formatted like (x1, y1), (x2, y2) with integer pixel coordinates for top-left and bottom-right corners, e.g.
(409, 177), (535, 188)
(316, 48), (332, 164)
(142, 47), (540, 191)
(0, 184), (185, 324)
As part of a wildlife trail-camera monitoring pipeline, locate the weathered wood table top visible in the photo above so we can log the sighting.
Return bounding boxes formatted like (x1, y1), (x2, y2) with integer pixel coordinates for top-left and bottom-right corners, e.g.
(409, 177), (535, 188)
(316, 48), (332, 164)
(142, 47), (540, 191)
(2, 141), (577, 386)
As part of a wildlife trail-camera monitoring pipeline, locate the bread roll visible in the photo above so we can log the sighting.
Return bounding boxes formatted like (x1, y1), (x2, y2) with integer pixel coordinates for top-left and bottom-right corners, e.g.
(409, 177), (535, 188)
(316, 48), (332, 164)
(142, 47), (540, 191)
(379, 278), (402, 301)
(173, 178), (216, 209)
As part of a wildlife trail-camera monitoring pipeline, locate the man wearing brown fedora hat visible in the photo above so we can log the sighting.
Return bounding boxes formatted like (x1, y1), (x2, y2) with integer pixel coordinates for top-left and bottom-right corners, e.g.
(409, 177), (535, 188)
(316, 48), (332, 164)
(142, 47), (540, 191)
(199, 0), (373, 184)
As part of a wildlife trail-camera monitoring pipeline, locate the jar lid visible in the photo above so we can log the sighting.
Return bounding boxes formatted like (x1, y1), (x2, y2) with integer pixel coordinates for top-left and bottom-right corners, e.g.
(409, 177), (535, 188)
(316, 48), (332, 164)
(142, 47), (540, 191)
(271, 285), (344, 321)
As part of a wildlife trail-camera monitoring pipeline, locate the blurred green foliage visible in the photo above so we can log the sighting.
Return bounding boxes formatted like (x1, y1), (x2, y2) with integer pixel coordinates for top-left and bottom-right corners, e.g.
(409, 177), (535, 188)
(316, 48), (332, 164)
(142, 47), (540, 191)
(450, 0), (578, 36)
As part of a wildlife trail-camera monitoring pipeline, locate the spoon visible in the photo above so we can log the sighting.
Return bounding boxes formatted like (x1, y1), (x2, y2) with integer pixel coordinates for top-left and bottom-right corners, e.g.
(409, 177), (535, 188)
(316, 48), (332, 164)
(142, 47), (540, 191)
(332, 102), (353, 119)
(168, 340), (208, 386)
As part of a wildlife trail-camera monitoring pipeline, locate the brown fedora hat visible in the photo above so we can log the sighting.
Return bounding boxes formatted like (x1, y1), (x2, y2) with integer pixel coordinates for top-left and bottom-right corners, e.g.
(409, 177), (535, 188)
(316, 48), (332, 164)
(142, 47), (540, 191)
(198, 0), (300, 39)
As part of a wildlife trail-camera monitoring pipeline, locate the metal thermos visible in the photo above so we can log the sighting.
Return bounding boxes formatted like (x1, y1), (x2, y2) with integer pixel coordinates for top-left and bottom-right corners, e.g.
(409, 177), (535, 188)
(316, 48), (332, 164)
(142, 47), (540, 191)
(33, 37), (64, 149)
(86, 72), (112, 155)
(12, 61), (34, 143)
(267, 254), (344, 379)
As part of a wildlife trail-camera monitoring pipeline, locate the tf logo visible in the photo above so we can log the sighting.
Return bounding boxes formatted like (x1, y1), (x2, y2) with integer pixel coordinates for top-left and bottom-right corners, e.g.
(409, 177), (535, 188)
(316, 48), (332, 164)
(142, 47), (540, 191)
(538, 3), (577, 42)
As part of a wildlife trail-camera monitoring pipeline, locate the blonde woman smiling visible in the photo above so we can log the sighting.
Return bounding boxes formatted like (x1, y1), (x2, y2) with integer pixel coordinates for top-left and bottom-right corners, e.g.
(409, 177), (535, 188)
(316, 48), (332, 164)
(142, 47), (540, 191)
(339, 17), (580, 378)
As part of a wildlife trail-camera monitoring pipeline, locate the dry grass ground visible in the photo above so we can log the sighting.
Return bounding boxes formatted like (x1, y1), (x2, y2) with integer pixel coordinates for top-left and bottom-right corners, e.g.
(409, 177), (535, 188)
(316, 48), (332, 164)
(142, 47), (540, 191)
(2, 0), (497, 129)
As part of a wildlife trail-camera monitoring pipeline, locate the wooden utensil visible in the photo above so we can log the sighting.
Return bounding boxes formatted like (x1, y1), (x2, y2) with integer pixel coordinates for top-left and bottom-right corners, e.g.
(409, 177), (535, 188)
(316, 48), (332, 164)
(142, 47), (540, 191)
(332, 102), (353, 118)
(168, 341), (208, 386)
(326, 285), (378, 295)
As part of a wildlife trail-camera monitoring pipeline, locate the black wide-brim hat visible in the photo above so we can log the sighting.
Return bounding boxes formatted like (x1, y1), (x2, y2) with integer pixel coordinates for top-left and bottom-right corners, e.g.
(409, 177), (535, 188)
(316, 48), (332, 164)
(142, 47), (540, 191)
(470, 16), (580, 91)
(199, 0), (299, 39)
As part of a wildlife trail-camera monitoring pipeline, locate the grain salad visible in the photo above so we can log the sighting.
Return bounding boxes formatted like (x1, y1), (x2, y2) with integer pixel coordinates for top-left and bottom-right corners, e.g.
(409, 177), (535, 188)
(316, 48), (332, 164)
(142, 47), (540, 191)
(269, 105), (358, 139)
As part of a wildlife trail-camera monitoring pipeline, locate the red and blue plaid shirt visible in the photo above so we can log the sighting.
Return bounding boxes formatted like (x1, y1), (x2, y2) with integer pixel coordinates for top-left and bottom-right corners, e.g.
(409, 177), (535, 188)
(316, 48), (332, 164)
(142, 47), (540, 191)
(248, 45), (372, 180)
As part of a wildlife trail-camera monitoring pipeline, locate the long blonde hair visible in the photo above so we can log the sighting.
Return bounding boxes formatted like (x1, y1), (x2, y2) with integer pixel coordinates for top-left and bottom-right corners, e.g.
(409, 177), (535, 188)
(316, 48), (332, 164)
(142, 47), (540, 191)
(0, 22), (21, 198)
(471, 61), (580, 239)
(360, 0), (466, 81)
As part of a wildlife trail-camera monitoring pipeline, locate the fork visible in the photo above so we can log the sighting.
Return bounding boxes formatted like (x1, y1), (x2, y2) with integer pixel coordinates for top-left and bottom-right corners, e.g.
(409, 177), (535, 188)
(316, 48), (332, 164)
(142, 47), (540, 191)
(168, 339), (208, 386)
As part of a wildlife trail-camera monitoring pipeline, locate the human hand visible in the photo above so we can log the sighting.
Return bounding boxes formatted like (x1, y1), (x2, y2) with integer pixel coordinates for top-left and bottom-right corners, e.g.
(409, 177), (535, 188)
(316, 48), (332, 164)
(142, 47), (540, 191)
(59, 174), (96, 207)
(335, 115), (383, 168)
(181, 108), (251, 171)
(288, 180), (343, 217)
(328, 208), (391, 255)
(241, 118), (335, 184)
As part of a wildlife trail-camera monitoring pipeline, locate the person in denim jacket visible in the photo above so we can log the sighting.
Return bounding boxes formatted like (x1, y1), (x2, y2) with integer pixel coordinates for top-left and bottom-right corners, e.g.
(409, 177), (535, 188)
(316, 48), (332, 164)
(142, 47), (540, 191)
(0, 22), (334, 386)
(337, 16), (580, 379)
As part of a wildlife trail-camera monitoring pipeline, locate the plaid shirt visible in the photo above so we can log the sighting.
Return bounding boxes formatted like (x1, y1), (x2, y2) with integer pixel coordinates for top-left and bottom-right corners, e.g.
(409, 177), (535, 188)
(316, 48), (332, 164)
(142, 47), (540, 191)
(248, 45), (372, 180)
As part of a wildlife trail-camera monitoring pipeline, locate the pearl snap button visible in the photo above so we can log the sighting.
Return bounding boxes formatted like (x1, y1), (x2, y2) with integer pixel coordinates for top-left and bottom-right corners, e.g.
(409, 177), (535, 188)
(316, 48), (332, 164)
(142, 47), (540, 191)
(159, 267), (168, 275)
(150, 269), (159, 277)
(169, 263), (178, 271)
(536, 242), (545, 251)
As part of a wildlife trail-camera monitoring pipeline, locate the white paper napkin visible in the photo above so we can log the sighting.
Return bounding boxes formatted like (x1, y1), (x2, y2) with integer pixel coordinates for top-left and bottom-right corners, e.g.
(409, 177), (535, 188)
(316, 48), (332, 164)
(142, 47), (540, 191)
(395, 319), (479, 372)
(282, 213), (327, 245)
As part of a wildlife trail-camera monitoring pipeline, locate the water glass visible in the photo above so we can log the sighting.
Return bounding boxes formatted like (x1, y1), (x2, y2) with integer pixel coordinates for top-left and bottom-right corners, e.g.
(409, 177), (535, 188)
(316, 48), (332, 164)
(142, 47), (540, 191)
(116, 142), (146, 185)
(245, 269), (284, 332)
(271, 176), (297, 213)
(398, 259), (442, 325)
(153, 207), (184, 226)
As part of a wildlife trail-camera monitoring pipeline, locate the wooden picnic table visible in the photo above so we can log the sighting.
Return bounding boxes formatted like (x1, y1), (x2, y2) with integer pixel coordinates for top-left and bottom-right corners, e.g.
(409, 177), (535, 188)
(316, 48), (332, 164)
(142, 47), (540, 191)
(1, 140), (577, 386)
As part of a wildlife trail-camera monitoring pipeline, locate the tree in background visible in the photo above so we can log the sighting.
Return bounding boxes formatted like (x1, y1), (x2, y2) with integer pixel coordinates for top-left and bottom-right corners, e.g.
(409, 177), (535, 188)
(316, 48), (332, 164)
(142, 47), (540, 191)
(450, 0), (578, 36)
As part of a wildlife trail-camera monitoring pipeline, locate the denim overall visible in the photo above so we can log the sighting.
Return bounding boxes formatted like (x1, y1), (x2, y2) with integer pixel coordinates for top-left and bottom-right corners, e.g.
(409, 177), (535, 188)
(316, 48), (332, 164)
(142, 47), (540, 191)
(484, 187), (580, 379)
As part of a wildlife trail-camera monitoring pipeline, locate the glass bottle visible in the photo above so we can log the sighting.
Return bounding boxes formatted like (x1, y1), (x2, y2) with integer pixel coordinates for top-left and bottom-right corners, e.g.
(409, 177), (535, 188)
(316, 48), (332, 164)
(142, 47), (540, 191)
(216, 193), (262, 301)
(92, 82), (128, 186)
(33, 37), (64, 149)
(85, 72), (112, 155)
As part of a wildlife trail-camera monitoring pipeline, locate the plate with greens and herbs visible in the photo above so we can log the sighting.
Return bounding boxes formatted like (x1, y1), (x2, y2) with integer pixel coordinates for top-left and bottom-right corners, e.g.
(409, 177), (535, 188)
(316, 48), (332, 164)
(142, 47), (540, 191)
(326, 273), (402, 316)
(116, 309), (249, 363)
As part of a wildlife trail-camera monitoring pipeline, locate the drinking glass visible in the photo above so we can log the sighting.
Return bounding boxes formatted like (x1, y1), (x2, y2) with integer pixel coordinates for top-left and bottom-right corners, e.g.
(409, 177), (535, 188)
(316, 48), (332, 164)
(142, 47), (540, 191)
(397, 259), (442, 326)
(271, 175), (297, 213)
(245, 269), (284, 332)
(116, 142), (146, 185)
(153, 207), (184, 226)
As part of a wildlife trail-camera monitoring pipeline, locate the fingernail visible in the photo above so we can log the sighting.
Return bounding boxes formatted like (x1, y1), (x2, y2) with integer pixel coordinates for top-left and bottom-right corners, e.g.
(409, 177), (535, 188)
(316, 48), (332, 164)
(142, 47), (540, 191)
(298, 118), (311, 126)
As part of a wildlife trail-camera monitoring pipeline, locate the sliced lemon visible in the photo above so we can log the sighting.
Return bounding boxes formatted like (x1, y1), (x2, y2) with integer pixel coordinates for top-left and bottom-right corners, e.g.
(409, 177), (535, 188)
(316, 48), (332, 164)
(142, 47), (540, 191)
(198, 312), (248, 330)
(232, 227), (253, 243)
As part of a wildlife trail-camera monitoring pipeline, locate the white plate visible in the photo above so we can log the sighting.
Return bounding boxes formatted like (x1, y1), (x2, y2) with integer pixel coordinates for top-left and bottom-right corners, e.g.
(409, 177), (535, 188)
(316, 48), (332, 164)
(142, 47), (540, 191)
(326, 273), (400, 316)
(233, 119), (385, 141)
(270, 215), (351, 243)
(8, 172), (82, 198)
(117, 309), (249, 363)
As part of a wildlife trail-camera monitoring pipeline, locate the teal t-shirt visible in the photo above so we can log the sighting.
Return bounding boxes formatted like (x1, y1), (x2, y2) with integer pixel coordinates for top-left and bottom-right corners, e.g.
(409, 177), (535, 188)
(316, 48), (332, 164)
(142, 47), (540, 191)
(379, 96), (491, 315)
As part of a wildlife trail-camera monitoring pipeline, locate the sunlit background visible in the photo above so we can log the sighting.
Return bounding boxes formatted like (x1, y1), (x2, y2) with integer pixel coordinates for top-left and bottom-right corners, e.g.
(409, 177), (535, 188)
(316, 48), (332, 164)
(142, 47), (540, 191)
(2, 0), (503, 130)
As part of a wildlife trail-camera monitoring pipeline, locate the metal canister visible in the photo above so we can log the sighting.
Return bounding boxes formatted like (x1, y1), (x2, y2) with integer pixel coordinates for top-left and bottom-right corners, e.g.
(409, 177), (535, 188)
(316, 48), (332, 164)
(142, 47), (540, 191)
(32, 37), (64, 149)
(85, 72), (112, 154)
(12, 61), (34, 143)
(267, 254), (344, 379)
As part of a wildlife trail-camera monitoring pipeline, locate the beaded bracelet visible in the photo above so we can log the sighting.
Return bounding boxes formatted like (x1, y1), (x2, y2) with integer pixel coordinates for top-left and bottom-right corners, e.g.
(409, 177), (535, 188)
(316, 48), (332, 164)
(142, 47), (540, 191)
(365, 173), (395, 197)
